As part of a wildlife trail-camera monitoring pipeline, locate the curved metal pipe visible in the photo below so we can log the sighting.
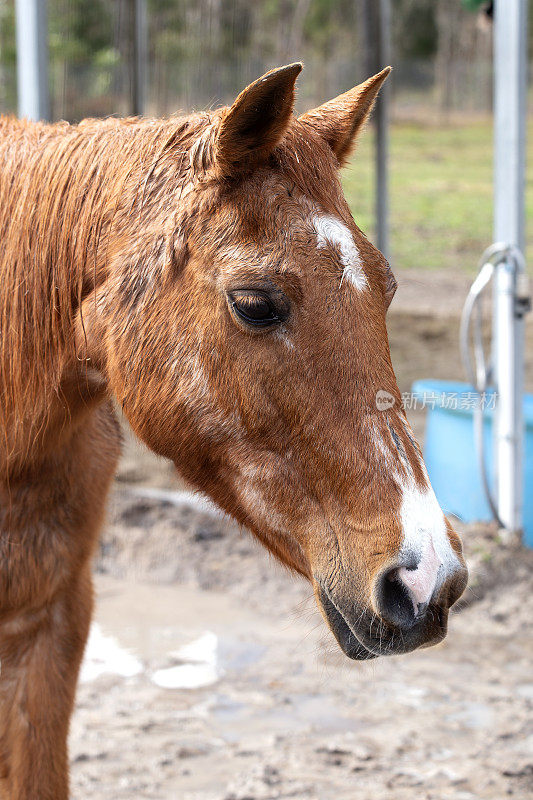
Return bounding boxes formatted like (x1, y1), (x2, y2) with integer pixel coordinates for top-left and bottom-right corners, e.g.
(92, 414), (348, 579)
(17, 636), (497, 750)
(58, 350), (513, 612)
(459, 243), (524, 528)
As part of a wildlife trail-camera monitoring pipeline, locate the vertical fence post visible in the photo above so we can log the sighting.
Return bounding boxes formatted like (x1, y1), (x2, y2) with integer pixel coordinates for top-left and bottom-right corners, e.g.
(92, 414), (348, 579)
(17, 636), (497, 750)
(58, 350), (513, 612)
(493, 0), (528, 535)
(15, 0), (49, 121)
(375, 0), (391, 260)
(131, 0), (147, 116)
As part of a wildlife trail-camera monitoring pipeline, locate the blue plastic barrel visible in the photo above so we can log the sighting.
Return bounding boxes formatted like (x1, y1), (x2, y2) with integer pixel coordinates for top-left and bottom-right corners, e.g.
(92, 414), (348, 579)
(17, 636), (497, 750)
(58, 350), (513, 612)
(411, 379), (533, 548)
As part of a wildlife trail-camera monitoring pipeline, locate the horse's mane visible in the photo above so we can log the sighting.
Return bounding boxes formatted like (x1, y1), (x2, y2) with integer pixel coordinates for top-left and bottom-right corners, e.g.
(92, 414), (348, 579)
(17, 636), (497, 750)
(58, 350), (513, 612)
(0, 106), (335, 453)
(0, 112), (215, 432)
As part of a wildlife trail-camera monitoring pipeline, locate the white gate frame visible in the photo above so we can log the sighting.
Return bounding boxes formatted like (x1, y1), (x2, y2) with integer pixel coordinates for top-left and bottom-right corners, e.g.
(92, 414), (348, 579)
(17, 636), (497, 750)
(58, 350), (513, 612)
(493, 0), (528, 535)
(15, 0), (49, 121)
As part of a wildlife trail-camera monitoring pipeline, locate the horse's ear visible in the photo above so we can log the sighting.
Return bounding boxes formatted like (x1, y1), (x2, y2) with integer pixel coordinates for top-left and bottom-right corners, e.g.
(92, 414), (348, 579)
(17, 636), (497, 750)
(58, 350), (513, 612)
(298, 67), (391, 166)
(215, 63), (302, 175)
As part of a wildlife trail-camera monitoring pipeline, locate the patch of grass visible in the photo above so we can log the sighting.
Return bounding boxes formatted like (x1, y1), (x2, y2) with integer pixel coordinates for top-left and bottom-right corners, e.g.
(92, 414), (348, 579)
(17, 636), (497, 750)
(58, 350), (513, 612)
(342, 120), (533, 273)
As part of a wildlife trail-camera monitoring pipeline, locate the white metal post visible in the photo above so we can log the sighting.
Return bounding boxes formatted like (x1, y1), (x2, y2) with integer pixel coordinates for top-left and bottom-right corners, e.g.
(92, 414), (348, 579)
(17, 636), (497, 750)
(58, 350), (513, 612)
(493, 0), (528, 533)
(132, 0), (147, 116)
(375, 0), (391, 260)
(15, 0), (49, 121)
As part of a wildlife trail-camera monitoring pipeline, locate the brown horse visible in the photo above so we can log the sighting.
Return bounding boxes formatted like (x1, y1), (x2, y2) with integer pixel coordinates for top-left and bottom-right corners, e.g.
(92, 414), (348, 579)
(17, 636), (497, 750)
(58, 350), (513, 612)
(0, 63), (467, 799)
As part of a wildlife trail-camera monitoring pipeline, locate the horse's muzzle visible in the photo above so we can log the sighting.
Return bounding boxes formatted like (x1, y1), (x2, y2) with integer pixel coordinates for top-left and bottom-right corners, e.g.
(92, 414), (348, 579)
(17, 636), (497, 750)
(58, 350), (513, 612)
(316, 562), (468, 660)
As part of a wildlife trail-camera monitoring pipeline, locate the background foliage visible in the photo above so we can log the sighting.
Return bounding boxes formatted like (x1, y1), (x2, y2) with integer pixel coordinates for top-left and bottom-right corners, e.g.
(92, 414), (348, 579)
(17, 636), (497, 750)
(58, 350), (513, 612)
(0, 0), (531, 273)
(2, 0), (531, 119)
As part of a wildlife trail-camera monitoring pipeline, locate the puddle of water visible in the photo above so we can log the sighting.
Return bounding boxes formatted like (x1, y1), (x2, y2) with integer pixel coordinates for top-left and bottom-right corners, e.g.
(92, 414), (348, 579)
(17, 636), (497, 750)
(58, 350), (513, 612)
(207, 690), (356, 743)
(152, 631), (220, 689)
(80, 576), (368, 742)
(82, 577), (284, 691)
(80, 623), (143, 683)
(152, 661), (219, 689)
(218, 638), (267, 671)
(517, 683), (533, 700)
(175, 630), (218, 663)
(447, 701), (494, 730)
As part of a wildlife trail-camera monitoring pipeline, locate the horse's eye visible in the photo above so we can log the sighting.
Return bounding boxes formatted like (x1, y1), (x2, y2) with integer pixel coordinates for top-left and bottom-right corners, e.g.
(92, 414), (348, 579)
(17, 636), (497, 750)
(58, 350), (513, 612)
(229, 291), (281, 328)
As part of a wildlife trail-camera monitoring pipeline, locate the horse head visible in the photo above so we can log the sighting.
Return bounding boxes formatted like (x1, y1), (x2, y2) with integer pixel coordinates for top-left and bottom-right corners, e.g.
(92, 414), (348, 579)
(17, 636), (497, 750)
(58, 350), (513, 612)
(83, 64), (467, 660)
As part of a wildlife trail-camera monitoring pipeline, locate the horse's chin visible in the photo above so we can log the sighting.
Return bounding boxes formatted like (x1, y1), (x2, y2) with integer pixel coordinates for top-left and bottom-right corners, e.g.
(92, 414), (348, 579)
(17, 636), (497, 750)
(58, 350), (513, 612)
(316, 584), (379, 661)
(317, 582), (450, 661)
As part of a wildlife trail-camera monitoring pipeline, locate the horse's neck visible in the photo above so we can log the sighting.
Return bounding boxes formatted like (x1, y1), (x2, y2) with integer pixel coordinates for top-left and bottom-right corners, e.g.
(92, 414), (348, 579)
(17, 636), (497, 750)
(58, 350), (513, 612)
(0, 120), (127, 459)
(0, 115), (201, 471)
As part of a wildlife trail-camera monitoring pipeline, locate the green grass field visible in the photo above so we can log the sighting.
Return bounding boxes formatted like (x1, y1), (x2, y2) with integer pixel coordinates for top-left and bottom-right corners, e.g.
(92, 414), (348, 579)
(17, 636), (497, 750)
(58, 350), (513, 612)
(342, 120), (533, 274)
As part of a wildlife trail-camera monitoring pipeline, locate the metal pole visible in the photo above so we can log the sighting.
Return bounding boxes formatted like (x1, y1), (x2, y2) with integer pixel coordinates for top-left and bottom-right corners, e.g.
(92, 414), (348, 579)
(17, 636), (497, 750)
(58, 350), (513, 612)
(375, 0), (391, 260)
(493, 0), (528, 534)
(131, 0), (147, 116)
(15, 0), (49, 121)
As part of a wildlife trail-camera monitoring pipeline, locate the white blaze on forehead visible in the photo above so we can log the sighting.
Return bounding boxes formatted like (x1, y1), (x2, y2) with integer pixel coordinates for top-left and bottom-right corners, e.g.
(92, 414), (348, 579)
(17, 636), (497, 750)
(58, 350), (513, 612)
(312, 214), (367, 290)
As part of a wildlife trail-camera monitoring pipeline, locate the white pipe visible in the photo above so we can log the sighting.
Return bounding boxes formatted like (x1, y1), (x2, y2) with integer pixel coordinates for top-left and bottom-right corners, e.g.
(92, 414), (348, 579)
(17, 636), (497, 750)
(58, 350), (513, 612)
(492, 0), (528, 535)
(15, 0), (49, 121)
(376, 0), (391, 259)
(493, 258), (523, 531)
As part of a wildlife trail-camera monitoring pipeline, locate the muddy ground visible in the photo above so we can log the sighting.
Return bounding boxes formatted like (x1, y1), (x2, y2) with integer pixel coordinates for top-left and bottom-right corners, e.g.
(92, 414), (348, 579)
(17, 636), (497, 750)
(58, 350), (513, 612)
(70, 271), (533, 800)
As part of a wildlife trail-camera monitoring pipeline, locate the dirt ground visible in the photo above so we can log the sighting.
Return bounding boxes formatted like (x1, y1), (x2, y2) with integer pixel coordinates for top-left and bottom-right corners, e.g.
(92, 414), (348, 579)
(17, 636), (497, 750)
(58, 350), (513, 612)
(70, 271), (533, 800)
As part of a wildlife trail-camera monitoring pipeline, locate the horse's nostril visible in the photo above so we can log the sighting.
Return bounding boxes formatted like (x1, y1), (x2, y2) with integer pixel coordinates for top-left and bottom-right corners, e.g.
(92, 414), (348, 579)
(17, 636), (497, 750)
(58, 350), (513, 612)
(375, 538), (446, 630)
(416, 601), (429, 617)
(375, 567), (419, 629)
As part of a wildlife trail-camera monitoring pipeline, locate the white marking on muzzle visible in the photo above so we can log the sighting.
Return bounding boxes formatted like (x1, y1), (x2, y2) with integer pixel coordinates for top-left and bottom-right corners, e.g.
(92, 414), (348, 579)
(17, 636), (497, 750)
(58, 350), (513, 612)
(371, 420), (461, 610)
(312, 214), (367, 290)
(397, 536), (442, 613)
(399, 478), (461, 605)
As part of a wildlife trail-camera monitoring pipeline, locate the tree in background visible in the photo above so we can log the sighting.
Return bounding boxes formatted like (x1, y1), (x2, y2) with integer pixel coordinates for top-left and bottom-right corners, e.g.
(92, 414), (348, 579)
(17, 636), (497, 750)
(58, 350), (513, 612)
(0, 0), (16, 111)
(49, 0), (121, 118)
